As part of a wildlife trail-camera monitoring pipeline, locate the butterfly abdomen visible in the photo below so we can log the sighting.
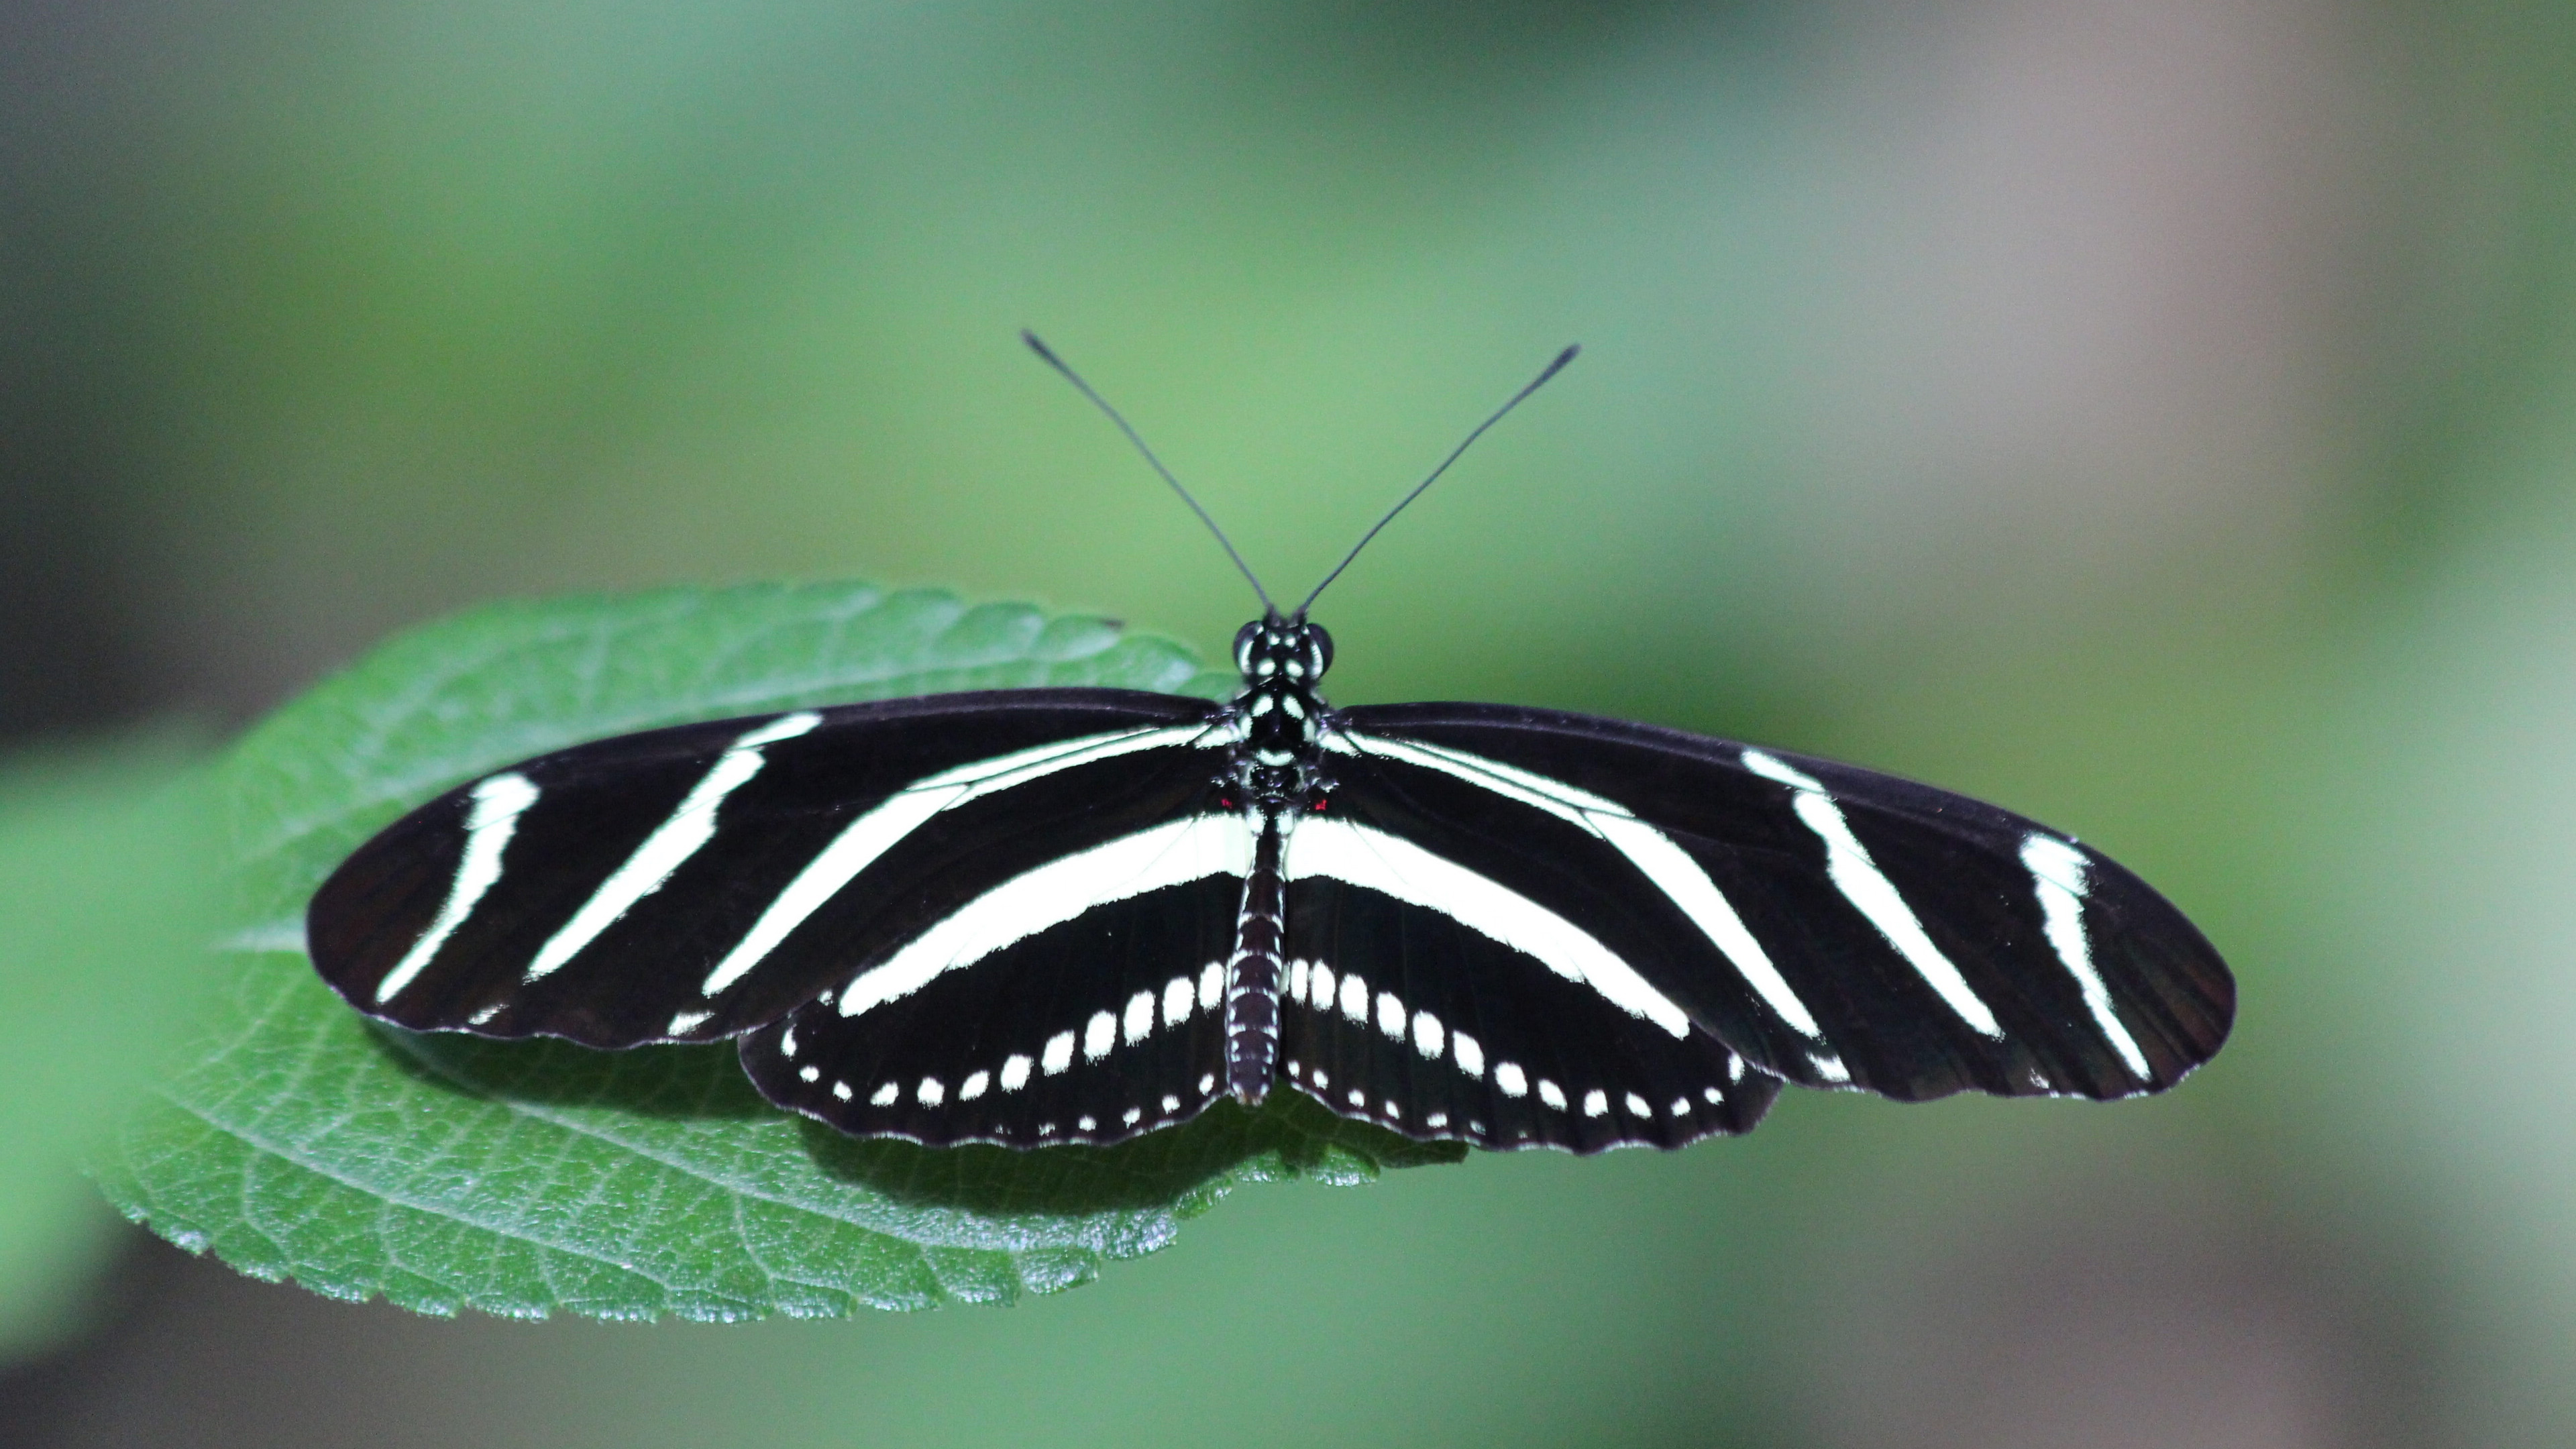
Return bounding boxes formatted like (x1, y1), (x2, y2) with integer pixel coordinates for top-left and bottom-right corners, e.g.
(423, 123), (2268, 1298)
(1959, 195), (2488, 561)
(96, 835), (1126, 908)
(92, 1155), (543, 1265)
(1222, 813), (1289, 1103)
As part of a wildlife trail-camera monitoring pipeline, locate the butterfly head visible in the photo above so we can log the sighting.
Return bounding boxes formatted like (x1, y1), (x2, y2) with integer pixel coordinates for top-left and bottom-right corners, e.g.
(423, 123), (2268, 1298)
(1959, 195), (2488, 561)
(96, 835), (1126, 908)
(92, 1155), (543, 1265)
(1234, 616), (1333, 686)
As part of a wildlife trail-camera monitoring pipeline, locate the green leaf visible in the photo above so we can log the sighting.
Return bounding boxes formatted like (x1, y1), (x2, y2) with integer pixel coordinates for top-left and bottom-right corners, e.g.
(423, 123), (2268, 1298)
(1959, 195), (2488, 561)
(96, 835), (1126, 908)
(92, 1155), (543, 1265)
(95, 582), (1460, 1320)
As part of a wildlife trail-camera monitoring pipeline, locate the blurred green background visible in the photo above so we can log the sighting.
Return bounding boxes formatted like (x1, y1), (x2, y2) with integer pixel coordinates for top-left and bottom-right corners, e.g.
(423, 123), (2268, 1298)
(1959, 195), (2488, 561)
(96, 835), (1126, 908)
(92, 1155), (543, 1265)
(7, 0), (2576, 1443)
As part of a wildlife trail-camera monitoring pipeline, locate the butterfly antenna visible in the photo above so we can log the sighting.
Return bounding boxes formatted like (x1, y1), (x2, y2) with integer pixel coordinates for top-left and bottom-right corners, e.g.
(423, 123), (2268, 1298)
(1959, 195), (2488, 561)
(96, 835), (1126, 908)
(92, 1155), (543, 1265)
(1022, 331), (1277, 617)
(1295, 343), (1579, 619)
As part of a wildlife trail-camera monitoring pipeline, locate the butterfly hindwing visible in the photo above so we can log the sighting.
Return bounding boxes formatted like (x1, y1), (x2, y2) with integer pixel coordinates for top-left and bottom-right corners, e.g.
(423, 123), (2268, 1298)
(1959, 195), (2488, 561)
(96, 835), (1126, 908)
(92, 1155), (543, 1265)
(307, 688), (1227, 1048)
(1277, 871), (1780, 1152)
(742, 871), (1242, 1147)
(1328, 704), (2233, 1103)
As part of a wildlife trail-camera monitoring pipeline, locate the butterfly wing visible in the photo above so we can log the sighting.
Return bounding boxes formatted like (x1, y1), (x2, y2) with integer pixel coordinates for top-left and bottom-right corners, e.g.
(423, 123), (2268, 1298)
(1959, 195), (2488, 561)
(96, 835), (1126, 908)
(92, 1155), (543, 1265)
(1275, 867), (1782, 1152)
(1325, 703), (2233, 1103)
(739, 860), (1244, 1148)
(308, 688), (1232, 1049)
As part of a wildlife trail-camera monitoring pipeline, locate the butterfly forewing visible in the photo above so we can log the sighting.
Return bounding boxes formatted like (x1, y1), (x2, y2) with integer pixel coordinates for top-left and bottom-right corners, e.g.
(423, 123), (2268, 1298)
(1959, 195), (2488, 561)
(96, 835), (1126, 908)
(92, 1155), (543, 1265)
(307, 689), (1227, 1047)
(1328, 704), (2233, 1103)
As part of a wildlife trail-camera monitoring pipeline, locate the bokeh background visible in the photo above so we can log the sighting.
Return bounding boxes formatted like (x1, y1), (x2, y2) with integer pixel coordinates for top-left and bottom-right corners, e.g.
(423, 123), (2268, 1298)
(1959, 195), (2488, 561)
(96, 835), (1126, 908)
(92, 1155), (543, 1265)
(7, 0), (2576, 1444)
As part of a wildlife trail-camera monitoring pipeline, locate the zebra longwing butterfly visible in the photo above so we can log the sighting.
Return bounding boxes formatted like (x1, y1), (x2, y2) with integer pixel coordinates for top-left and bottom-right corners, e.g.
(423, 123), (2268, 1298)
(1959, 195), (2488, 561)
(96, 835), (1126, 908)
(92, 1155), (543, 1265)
(307, 338), (2233, 1154)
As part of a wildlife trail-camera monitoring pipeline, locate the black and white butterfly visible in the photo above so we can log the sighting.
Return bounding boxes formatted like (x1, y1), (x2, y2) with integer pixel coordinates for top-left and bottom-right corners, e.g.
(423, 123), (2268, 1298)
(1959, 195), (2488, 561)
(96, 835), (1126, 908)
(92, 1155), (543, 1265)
(308, 337), (2233, 1155)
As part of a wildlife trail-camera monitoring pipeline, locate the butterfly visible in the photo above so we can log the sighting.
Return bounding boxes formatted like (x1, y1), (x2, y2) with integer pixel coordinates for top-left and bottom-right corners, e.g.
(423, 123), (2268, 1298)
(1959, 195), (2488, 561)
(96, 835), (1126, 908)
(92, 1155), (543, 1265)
(307, 336), (2234, 1154)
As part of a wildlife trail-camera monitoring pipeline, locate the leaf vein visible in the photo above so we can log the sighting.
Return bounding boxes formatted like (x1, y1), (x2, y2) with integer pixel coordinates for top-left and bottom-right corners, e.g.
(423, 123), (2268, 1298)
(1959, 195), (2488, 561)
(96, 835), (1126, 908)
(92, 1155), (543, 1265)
(160, 1088), (700, 1300)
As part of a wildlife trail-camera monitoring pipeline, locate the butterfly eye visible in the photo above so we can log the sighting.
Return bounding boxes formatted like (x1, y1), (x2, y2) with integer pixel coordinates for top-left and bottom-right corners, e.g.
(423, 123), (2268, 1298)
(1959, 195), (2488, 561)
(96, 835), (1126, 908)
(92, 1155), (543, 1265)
(1305, 624), (1334, 678)
(1233, 621), (1262, 674)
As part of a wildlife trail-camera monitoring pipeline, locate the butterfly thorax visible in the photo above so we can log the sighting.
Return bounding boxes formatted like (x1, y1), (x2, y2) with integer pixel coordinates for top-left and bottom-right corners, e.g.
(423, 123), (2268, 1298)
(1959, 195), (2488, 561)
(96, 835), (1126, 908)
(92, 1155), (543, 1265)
(1225, 615), (1334, 814)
